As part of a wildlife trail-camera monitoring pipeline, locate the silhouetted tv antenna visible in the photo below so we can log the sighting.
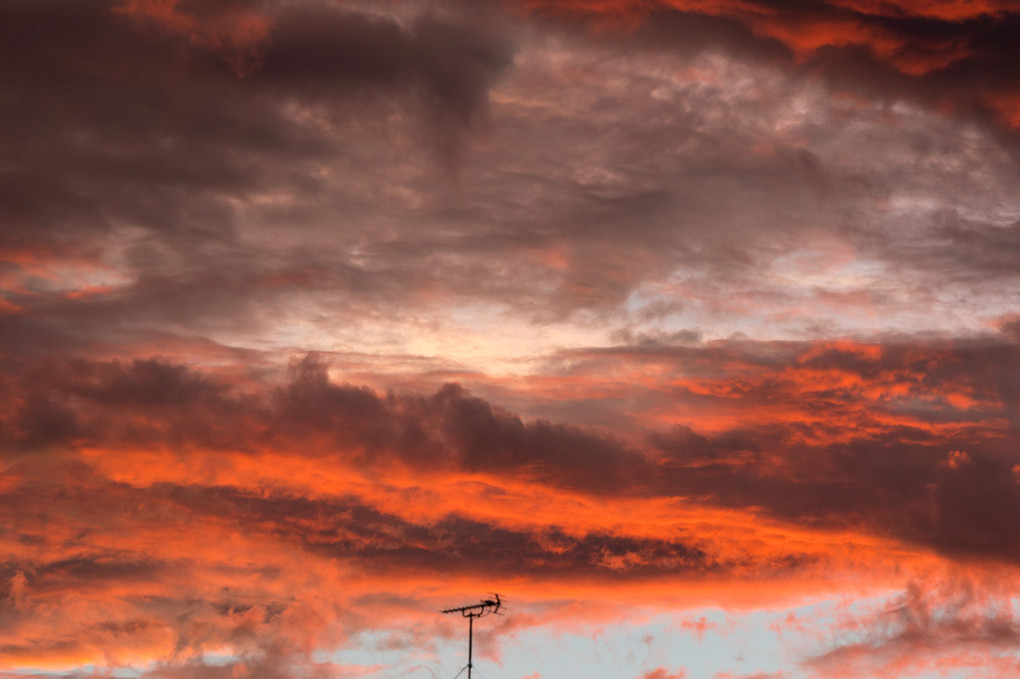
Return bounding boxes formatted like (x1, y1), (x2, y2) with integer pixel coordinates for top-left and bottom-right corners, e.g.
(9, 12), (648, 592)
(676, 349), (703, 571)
(441, 594), (503, 679)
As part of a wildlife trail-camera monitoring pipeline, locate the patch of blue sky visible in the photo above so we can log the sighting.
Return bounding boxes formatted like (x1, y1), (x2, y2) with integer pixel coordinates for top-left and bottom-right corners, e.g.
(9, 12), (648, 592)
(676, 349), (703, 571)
(319, 587), (1020, 679)
(320, 629), (442, 679)
(472, 591), (904, 679)
(328, 604), (799, 679)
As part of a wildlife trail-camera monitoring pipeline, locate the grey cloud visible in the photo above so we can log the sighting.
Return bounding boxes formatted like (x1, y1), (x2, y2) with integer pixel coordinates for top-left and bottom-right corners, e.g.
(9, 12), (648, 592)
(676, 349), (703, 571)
(3, 0), (1018, 351)
(554, 1), (1020, 141)
(0, 0), (513, 254)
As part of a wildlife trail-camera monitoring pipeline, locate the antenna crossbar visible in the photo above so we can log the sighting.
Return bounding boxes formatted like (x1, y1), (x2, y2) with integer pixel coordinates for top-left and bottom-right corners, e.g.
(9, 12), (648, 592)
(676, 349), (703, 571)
(441, 594), (501, 617)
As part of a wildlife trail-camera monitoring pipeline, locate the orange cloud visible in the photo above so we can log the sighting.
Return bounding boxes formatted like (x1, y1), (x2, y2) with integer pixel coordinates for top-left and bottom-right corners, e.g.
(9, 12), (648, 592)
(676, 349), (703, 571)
(3, 342), (1019, 673)
(639, 668), (687, 679)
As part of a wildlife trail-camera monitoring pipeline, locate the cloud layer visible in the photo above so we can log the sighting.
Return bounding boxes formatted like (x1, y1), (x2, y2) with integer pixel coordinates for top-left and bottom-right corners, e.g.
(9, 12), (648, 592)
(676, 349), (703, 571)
(2, 1), (1020, 678)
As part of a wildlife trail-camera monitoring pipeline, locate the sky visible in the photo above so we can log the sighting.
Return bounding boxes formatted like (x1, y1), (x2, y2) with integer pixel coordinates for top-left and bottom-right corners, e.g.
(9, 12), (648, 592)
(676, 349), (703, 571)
(2, 1), (1020, 678)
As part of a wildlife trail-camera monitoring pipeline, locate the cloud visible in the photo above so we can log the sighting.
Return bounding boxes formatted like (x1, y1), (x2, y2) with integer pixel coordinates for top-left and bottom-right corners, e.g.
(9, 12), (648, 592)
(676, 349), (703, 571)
(0, 0), (512, 258)
(1, 344), (1019, 673)
(639, 668), (687, 679)
(4, 337), (1020, 570)
(2, 0), (1018, 370)
(805, 569), (1020, 678)
(557, 338), (1020, 561)
(2, 1), (1020, 677)
(519, 0), (1020, 130)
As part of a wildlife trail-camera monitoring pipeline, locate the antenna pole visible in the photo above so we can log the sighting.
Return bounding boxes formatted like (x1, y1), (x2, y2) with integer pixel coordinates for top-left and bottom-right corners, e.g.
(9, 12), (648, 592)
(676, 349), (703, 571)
(440, 594), (503, 679)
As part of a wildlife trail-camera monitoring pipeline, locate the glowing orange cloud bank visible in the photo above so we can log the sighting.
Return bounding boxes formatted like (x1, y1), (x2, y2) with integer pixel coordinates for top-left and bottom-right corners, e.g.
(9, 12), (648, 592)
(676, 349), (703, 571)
(3, 341), (1019, 674)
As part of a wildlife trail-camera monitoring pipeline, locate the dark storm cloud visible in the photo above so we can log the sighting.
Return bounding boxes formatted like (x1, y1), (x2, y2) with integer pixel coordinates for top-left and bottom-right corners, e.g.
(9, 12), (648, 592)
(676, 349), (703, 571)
(654, 431), (1020, 561)
(529, 0), (1020, 135)
(1, 0), (1016, 349)
(3, 353), (652, 492)
(254, 6), (511, 134)
(0, 0), (512, 253)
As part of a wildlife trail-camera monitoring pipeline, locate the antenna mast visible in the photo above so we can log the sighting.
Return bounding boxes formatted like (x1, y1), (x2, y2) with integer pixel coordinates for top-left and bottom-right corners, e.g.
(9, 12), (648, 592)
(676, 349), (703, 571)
(440, 594), (502, 679)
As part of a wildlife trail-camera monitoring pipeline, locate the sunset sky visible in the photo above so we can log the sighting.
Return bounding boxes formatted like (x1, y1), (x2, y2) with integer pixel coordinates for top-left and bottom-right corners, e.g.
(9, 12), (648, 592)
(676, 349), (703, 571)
(3, 1), (1020, 678)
